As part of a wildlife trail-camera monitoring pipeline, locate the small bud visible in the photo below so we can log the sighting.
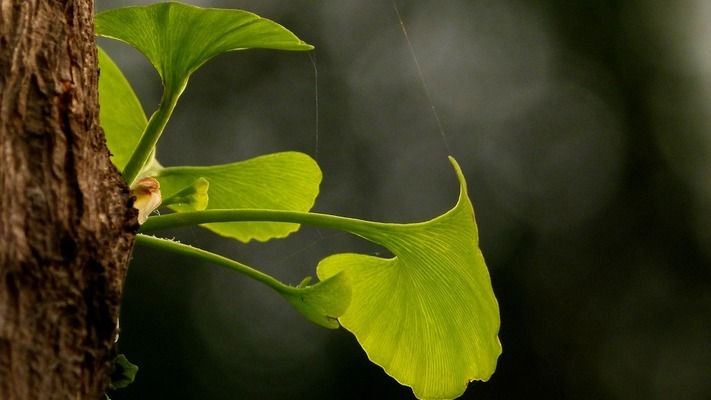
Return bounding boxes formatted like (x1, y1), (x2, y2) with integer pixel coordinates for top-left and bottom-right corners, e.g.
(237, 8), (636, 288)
(132, 177), (162, 224)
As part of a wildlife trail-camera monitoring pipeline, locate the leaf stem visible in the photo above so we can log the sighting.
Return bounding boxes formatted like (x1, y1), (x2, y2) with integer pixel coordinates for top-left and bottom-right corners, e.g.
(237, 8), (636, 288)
(139, 209), (394, 241)
(135, 234), (295, 294)
(121, 86), (183, 185)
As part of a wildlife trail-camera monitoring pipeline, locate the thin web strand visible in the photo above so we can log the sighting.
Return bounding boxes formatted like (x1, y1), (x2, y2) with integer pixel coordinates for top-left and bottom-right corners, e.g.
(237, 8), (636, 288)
(391, 0), (452, 155)
(307, 52), (320, 161)
(307, 52), (328, 241)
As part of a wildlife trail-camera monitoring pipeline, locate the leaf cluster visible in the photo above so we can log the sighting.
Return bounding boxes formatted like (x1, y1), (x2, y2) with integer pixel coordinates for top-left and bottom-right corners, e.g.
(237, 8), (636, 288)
(97, 3), (501, 399)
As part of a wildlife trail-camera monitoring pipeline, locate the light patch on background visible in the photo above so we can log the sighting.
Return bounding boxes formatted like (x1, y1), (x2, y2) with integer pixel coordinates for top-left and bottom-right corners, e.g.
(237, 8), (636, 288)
(338, 0), (624, 236)
(472, 80), (623, 232)
(411, 1), (553, 123)
(641, 0), (711, 262)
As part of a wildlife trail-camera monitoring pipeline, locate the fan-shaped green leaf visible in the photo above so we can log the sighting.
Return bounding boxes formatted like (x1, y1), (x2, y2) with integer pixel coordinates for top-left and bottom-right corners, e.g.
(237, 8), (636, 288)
(135, 234), (350, 329)
(316, 158), (501, 399)
(156, 152), (321, 242)
(98, 48), (147, 171)
(95, 2), (313, 95)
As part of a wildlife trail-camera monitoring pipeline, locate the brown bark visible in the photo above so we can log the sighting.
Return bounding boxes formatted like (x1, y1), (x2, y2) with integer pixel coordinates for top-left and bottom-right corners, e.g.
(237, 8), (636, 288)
(0, 1), (138, 399)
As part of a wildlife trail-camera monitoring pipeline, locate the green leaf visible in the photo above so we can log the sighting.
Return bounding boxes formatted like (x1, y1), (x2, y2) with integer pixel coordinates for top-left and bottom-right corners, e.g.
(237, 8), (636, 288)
(98, 47), (148, 171)
(156, 152), (322, 242)
(138, 157), (502, 399)
(162, 177), (209, 211)
(281, 272), (351, 329)
(110, 354), (138, 390)
(95, 2), (313, 95)
(317, 158), (501, 399)
(135, 234), (350, 329)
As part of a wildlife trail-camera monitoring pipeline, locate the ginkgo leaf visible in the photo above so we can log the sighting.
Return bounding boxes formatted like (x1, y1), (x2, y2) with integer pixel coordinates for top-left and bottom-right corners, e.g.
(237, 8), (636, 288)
(98, 47), (147, 171)
(95, 2), (313, 95)
(138, 157), (501, 399)
(156, 152), (321, 242)
(135, 234), (350, 329)
(316, 158), (501, 399)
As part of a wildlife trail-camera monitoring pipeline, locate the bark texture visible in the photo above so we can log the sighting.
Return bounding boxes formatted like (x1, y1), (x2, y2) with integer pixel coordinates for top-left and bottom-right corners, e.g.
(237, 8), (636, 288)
(0, 1), (138, 399)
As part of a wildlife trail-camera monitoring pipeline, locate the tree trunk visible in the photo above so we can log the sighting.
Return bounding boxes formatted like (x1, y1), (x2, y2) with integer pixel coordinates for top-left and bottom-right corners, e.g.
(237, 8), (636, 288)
(0, 1), (137, 399)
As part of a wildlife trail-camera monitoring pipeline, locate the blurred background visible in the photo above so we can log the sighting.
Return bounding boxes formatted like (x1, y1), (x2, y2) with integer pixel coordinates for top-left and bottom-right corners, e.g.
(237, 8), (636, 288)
(98, 0), (711, 399)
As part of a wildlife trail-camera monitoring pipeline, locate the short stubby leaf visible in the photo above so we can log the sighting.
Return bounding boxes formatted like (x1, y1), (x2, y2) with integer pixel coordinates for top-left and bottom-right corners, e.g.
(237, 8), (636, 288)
(96, 2), (313, 95)
(156, 152), (321, 242)
(280, 272), (351, 329)
(162, 177), (209, 211)
(98, 48), (148, 171)
(316, 158), (501, 400)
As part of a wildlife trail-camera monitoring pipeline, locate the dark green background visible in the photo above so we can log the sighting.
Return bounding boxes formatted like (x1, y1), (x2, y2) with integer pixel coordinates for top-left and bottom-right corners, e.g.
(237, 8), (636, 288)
(99, 1), (711, 399)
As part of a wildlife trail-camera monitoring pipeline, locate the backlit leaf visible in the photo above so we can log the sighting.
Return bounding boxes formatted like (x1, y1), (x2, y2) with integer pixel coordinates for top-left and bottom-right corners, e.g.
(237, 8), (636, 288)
(98, 48), (147, 171)
(96, 2), (313, 96)
(317, 158), (501, 399)
(156, 152), (321, 242)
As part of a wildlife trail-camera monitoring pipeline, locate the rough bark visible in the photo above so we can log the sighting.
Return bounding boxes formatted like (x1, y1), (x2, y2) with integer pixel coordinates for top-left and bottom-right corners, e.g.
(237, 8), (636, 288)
(0, 1), (138, 399)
